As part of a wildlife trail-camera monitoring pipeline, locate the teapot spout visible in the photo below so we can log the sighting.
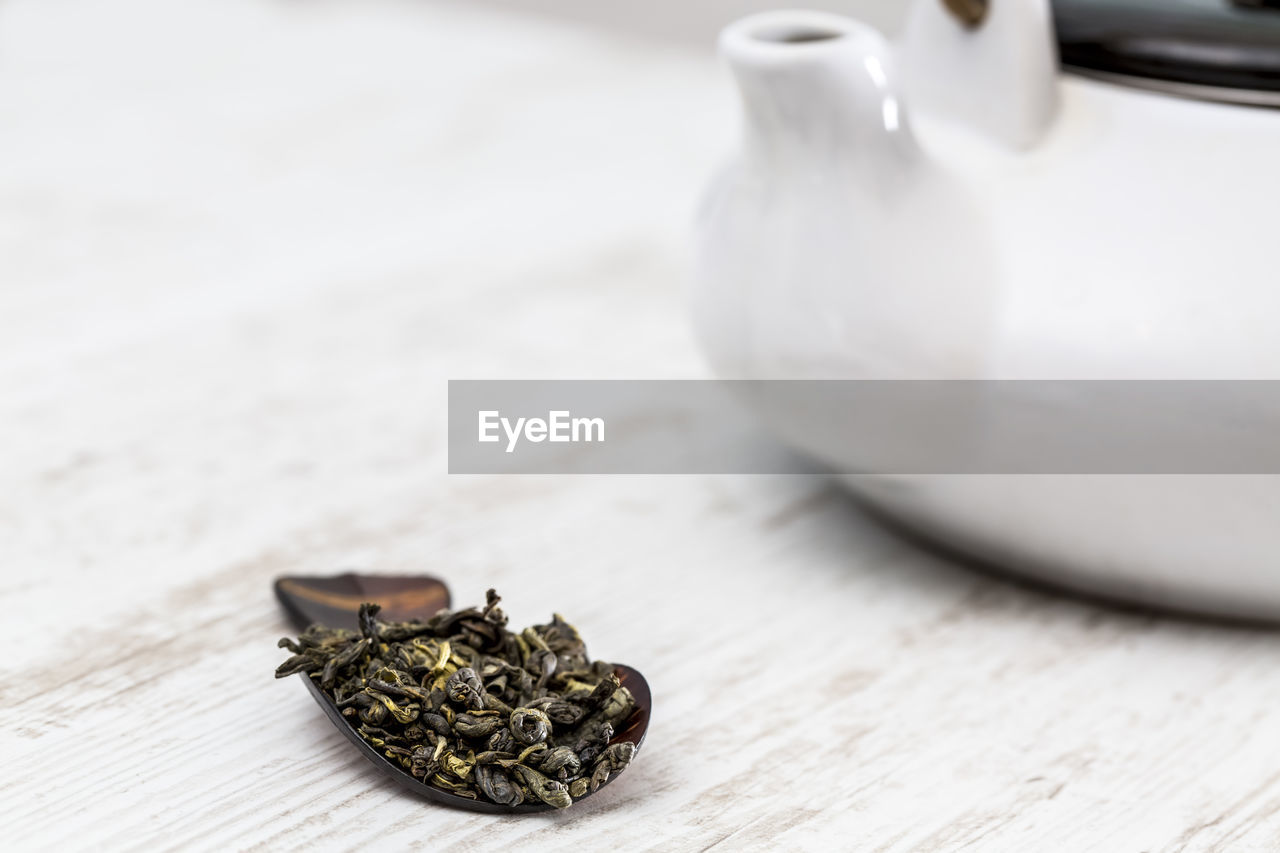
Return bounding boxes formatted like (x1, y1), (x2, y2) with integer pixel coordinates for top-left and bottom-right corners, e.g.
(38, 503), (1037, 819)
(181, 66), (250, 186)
(720, 11), (920, 187)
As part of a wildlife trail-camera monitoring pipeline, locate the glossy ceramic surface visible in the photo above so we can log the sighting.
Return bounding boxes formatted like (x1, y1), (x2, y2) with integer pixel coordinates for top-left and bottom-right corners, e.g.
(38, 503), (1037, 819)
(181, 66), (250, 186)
(695, 1), (1280, 619)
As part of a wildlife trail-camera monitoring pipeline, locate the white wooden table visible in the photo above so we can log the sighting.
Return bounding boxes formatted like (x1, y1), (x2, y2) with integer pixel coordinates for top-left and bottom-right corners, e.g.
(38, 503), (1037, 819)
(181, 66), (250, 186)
(5, 1), (1280, 849)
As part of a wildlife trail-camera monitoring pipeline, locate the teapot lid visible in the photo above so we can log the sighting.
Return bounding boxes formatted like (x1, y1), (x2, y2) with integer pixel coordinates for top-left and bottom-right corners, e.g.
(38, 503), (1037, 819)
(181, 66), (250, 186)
(1054, 0), (1280, 106)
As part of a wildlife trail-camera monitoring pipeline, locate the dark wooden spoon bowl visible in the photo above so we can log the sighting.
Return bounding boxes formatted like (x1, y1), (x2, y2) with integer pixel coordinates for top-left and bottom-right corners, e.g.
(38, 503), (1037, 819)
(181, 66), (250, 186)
(274, 573), (651, 814)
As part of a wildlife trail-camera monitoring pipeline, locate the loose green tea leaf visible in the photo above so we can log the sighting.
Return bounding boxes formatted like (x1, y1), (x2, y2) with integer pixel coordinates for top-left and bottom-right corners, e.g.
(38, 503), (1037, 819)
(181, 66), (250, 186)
(275, 589), (637, 808)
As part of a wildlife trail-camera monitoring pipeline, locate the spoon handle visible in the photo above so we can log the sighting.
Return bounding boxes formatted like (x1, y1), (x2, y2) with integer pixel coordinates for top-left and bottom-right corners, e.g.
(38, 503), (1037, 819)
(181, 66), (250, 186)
(274, 573), (451, 631)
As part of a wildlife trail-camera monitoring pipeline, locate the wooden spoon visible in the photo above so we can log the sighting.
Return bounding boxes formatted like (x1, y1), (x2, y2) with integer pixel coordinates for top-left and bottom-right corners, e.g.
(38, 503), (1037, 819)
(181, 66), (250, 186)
(274, 573), (651, 813)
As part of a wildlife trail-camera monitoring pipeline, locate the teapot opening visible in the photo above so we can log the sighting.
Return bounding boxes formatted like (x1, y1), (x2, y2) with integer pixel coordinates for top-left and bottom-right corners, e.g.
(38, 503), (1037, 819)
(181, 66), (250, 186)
(751, 25), (845, 45)
(725, 11), (859, 50)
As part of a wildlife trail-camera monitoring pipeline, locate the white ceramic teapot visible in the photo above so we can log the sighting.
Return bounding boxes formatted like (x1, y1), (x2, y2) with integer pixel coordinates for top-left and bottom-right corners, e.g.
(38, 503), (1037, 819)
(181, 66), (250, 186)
(694, 0), (1280, 619)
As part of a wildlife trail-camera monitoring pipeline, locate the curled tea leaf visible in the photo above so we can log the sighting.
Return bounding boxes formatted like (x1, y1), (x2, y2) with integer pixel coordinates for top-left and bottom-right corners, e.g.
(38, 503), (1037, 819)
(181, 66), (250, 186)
(590, 742), (636, 793)
(513, 764), (573, 809)
(446, 667), (484, 711)
(475, 765), (523, 807)
(509, 707), (551, 745)
(538, 746), (582, 779)
(454, 713), (504, 739)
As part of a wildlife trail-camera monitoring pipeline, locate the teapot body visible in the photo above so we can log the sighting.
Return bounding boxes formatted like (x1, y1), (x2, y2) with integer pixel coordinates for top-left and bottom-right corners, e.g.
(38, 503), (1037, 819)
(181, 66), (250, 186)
(695, 9), (1280, 618)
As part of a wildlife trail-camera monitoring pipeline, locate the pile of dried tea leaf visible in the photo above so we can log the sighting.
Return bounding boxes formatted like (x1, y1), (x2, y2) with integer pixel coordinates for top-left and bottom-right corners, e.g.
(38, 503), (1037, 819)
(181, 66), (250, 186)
(274, 590), (637, 809)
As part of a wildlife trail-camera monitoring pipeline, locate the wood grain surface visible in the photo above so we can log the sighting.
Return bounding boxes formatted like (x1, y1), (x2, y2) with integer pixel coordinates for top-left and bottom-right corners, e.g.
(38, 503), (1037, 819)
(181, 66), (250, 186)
(4, 1), (1280, 850)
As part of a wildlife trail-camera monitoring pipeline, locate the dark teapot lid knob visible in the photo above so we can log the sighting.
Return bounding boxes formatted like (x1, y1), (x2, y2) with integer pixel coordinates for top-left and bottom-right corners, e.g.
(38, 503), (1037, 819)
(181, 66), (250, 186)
(941, 0), (990, 29)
